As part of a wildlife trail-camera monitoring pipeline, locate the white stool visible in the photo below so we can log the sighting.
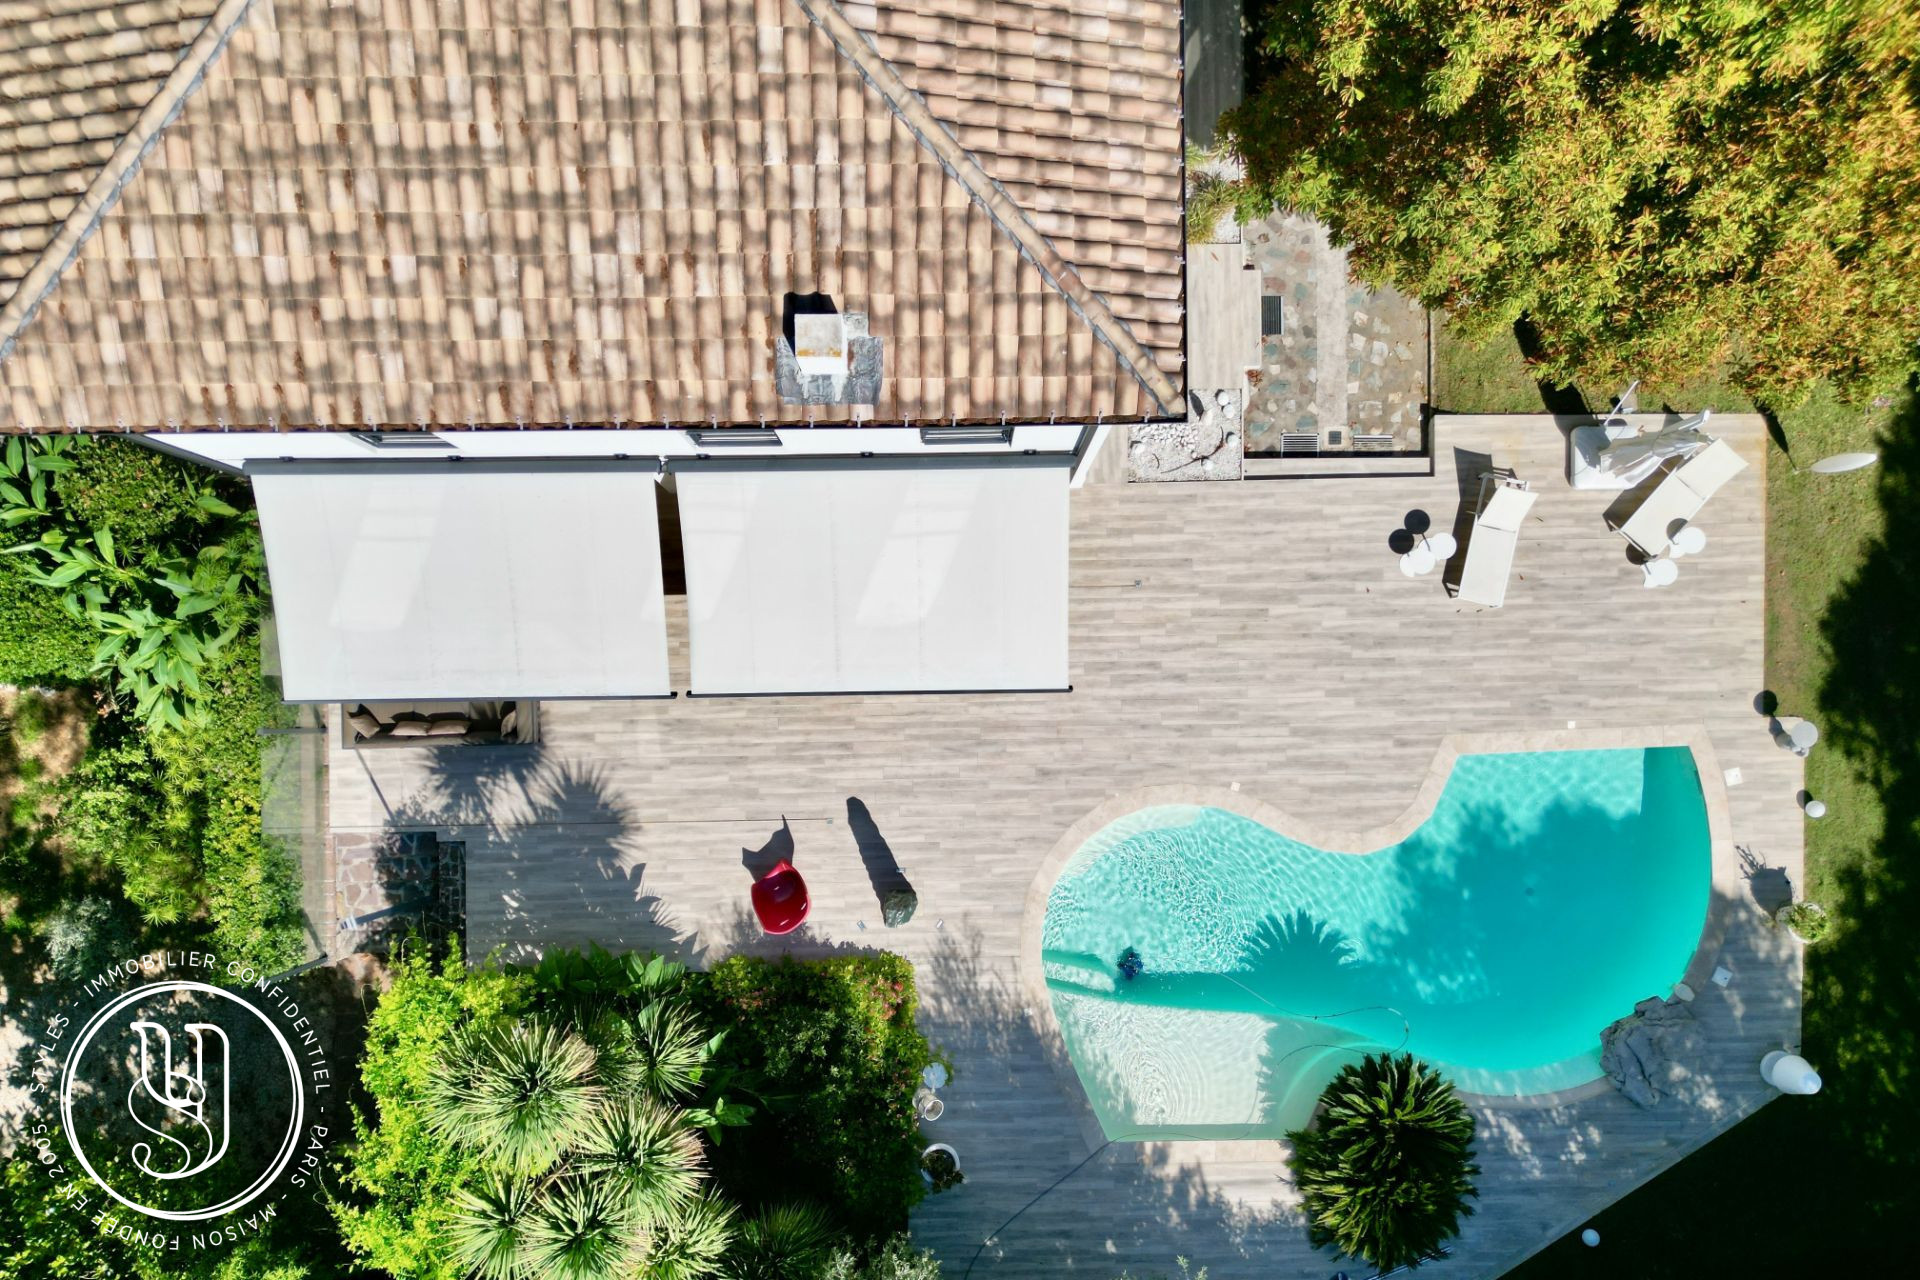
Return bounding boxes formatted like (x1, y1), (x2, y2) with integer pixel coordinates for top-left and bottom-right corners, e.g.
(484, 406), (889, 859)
(1399, 545), (1437, 577)
(1643, 558), (1679, 589)
(1670, 525), (1707, 557)
(1424, 532), (1458, 561)
(1775, 718), (1819, 756)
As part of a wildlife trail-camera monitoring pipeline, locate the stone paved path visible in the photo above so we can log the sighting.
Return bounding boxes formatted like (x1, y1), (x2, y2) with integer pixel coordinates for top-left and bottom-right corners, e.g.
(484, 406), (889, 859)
(1244, 212), (1429, 451)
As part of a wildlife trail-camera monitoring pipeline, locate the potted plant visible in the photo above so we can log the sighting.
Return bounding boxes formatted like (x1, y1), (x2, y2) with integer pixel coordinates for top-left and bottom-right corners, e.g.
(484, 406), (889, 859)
(1777, 901), (1831, 944)
(920, 1143), (963, 1192)
(1287, 1052), (1478, 1272)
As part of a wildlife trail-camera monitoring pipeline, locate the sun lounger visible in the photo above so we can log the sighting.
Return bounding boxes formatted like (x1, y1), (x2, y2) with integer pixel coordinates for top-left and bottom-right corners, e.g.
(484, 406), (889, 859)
(1454, 473), (1538, 608)
(1612, 437), (1748, 557)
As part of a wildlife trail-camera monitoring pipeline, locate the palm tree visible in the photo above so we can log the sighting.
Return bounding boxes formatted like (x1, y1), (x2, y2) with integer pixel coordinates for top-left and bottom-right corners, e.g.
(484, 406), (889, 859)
(724, 1201), (836, 1280)
(643, 1189), (736, 1280)
(447, 1175), (538, 1280)
(575, 1096), (707, 1224)
(519, 1175), (644, 1280)
(608, 1000), (714, 1101)
(1286, 1052), (1479, 1271)
(424, 1021), (603, 1176)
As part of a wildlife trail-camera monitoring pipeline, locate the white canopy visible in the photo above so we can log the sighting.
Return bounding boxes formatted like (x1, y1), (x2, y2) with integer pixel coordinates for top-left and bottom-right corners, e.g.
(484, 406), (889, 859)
(251, 461), (671, 701)
(675, 459), (1070, 695)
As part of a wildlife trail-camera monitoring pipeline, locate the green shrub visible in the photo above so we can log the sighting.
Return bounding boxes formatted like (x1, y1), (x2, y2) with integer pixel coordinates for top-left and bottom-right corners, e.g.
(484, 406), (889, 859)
(726, 1201), (838, 1280)
(0, 554), (97, 686)
(52, 635), (305, 967)
(334, 946), (534, 1280)
(2, 435), (262, 730)
(1783, 901), (1832, 943)
(1185, 146), (1236, 244)
(1287, 1053), (1479, 1271)
(55, 734), (200, 925)
(340, 946), (758, 1280)
(0, 1159), (323, 1280)
(32, 894), (139, 981)
(52, 437), (244, 552)
(146, 634), (305, 966)
(820, 1234), (945, 1280)
(699, 954), (937, 1237)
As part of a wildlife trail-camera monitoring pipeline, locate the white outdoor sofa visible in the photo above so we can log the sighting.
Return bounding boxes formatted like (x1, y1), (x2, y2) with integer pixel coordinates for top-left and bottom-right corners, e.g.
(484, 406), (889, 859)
(1453, 473), (1539, 608)
(1610, 437), (1748, 557)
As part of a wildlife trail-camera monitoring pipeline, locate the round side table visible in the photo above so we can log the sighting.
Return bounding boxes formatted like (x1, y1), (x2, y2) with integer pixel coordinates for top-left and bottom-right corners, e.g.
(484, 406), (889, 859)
(1670, 525), (1707, 557)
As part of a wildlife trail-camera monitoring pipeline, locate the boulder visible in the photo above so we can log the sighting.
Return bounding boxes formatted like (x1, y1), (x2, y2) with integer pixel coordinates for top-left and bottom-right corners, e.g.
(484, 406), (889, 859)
(1600, 995), (1705, 1108)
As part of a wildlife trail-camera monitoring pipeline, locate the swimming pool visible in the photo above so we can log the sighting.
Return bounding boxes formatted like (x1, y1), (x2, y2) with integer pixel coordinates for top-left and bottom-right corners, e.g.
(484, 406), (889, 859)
(1040, 747), (1711, 1140)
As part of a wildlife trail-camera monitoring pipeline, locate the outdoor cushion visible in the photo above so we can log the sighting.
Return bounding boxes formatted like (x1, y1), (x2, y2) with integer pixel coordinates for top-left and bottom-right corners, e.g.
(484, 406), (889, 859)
(427, 719), (471, 736)
(1480, 483), (1537, 531)
(389, 720), (432, 737)
(1456, 476), (1538, 608)
(500, 708), (519, 739)
(346, 706), (383, 739)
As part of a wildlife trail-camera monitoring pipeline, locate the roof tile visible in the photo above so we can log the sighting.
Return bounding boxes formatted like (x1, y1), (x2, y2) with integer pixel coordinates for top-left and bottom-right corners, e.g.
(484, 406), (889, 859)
(2, 0), (1173, 429)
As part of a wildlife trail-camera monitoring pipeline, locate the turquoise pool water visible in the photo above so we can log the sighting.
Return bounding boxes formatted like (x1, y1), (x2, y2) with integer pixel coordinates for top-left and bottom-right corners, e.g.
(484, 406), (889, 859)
(1041, 747), (1711, 1140)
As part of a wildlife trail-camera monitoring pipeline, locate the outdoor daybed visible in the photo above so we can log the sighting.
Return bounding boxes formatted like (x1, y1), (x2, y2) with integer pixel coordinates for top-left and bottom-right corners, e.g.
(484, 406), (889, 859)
(1611, 438), (1749, 557)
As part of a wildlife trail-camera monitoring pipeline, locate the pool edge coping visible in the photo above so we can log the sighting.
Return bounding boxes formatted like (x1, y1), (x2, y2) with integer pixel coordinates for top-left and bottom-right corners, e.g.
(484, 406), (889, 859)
(1017, 724), (1740, 1151)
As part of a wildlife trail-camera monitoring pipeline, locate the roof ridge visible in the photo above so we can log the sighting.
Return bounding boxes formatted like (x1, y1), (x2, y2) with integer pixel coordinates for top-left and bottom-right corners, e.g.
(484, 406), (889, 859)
(0, 0), (252, 383)
(789, 0), (1180, 416)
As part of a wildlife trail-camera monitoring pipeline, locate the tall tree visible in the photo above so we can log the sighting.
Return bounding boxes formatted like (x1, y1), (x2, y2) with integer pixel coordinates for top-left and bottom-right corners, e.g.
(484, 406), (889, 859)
(1221, 0), (1920, 402)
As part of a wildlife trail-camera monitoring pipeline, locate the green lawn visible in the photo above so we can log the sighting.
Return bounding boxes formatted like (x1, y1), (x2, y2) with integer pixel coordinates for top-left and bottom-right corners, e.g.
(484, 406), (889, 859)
(1432, 321), (1543, 413)
(1431, 333), (1920, 1274)
(1432, 320), (1759, 417)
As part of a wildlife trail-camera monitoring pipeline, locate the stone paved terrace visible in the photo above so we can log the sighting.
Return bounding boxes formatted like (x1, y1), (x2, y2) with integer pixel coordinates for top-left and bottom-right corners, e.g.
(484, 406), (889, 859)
(1244, 212), (1431, 453)
(325, 414), (1803, 1279)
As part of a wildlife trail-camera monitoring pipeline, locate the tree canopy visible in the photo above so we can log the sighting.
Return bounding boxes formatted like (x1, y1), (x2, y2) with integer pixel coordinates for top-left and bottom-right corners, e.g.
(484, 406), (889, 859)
(1221, 0), (1920, 402)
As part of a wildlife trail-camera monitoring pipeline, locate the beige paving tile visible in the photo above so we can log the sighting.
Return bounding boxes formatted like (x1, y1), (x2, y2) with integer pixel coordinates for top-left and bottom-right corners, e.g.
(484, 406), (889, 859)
(326, 413), (1803, 1278)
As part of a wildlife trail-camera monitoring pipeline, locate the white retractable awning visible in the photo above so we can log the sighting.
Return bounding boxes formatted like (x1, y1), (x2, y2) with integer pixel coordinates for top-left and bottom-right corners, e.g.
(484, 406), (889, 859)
(675, 458), (1070, 695)
(252, 461), (670, 700)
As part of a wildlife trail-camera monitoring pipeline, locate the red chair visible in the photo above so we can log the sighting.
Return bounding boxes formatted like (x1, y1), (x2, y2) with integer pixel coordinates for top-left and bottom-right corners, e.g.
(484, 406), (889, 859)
(751, 860), (810, 935)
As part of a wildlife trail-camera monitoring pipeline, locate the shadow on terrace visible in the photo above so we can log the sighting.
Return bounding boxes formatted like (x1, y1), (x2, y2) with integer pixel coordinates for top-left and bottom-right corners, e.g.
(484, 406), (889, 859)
(373, 748), (694, 963)
(1515, 387), (1920, 1275)
(910, 924), (1299, 1278)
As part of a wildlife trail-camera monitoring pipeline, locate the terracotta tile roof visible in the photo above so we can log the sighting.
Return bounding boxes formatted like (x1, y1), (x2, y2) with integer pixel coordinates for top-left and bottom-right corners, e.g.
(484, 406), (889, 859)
(0, 0), (1181, 431)
(0, 0), (222, 305)
(841, 0), (1184, 385)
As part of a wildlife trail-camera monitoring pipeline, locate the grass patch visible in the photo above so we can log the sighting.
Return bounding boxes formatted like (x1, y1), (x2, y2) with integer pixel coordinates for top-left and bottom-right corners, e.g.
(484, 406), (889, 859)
(1433, 316), (1759, 416)
(1506, 382), (1919, 1276)
(1766, 383), (1895, 907)
(1432, 320), (1541, 413)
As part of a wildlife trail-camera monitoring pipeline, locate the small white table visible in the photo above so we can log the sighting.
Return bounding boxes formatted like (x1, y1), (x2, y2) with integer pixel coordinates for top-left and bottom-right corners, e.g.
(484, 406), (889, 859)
(1776, 718), (1819, 756)
(1424, 532), (1459, 561)
(1399, 546), (1437, 577)
(1670, 525), (1707, 558)
(1643, 558), (1680, 588)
